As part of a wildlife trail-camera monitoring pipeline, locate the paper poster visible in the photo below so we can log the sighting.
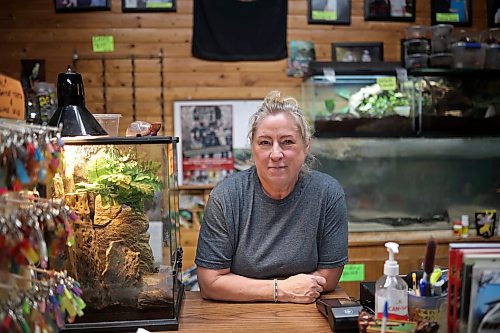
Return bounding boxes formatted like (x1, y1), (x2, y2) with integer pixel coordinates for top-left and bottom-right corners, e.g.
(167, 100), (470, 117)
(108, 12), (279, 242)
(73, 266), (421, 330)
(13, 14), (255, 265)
(0, 74), (25, 120)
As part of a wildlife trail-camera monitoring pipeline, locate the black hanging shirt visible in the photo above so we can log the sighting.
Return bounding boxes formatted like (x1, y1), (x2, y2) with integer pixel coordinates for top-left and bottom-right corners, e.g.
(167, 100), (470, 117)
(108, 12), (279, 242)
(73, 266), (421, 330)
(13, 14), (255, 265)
(192, 0), (288, 61)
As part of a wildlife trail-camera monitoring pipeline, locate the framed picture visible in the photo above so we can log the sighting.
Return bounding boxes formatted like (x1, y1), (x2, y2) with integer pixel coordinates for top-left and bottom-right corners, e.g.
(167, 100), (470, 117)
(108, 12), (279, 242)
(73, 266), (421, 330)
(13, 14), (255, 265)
(54, 0), (111, 12)
(308, 0), (351, 25)
(332, 42), (383, 63)
(364, 0), (415, 22)
(173, 100), (261, 186)
(487, 0), (500, 28)
(122, 0), (176, 12)
(431, 0), (472, 26)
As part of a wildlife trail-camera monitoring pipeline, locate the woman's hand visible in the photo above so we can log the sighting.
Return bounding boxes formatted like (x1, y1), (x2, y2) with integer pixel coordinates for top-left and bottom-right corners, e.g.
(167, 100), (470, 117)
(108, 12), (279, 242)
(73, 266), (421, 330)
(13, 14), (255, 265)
(278, 273), (326, 303)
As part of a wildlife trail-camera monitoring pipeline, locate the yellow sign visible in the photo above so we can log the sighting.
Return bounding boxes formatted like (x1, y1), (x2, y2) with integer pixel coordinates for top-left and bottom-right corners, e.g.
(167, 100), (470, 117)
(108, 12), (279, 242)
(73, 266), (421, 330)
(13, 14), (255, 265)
(436, 13), (459, 22)
(312, 10), (337, 21)
(0, 74), (25, 120)
(92, 35), (115, 53)
(377, 77), (397, 91)
(339, 263), (365, 282)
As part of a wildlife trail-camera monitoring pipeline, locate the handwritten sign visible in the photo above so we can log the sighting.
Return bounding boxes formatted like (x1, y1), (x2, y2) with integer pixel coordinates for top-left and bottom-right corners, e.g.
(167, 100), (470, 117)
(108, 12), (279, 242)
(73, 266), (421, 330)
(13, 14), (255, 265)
(377, 77), (397, 91)
(436, 13), (459, 22)
(339, 263), (365, 282)
(0, 74), (25, 120)
(92, 35), (114, 53)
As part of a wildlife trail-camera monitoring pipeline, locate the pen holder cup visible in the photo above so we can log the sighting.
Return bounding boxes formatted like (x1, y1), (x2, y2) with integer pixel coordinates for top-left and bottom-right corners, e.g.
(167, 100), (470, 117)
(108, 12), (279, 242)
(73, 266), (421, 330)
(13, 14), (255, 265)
(408, 294), (447, 323)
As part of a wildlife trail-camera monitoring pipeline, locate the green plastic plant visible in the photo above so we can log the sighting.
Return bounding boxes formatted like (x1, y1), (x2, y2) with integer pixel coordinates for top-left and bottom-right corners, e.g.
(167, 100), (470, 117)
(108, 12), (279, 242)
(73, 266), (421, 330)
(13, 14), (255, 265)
(76, 148), (163, 213)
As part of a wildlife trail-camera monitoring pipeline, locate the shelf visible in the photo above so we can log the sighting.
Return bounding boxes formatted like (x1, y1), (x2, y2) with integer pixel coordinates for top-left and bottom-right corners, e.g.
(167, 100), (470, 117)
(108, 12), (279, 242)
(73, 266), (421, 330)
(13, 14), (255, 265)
(408, 68), (500, 78)
(307, 61), (403, 76)
(179, 184), (214, 191)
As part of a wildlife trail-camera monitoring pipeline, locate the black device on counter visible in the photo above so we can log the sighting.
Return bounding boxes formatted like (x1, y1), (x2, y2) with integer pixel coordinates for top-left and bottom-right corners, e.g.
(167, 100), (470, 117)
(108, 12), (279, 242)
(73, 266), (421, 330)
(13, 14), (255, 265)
(316, 298), (362, 332)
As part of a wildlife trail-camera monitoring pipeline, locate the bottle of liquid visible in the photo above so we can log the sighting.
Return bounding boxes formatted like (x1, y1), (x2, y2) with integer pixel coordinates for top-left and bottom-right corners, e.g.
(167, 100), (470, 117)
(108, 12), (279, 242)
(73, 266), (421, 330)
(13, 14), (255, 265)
(375, 242), (408, 320)
(461, 215), (469, 238)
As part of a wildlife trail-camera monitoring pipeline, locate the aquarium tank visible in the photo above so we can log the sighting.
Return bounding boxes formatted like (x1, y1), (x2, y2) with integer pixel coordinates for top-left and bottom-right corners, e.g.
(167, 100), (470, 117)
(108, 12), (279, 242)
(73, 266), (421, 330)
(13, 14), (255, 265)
(48, 136), (183, 332)
(312, 138), (500, 232)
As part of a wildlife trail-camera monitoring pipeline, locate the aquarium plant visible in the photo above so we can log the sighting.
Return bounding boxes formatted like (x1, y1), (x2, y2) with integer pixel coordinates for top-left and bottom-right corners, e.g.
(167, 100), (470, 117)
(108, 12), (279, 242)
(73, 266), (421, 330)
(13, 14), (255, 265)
(76, 148), (163, 212)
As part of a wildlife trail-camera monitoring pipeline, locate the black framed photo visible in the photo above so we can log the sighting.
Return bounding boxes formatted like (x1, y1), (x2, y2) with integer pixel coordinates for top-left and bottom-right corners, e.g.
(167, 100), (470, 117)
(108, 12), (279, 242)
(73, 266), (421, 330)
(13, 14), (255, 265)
(122, 0), (176, 12)
(488, 0), (500, 28)
(431, 0), (472, 26)
(308, 0), (351, 25)
(54, 0), (111, 12)
(364, 0), (415, 22)
(332, 42), (383, 63)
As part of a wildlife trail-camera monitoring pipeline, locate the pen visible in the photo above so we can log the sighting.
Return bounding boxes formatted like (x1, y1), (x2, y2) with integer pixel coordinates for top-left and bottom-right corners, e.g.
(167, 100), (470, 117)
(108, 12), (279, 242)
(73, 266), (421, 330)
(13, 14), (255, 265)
(381, 300), (388, 333)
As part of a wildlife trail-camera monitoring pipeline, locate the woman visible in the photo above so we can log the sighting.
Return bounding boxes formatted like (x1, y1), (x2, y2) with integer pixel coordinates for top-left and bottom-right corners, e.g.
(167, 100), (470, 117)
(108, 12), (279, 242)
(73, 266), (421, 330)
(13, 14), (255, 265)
(195, 91), (348, 304)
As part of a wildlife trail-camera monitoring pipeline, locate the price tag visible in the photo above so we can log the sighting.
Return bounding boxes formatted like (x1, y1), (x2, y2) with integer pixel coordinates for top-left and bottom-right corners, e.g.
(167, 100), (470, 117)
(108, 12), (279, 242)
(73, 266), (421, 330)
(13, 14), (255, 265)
(436, 13), (459, 22)
(339, 263), (365, 282)
(0, 74), (25, 120)
(92, 35), (115, 53)
(312, 10), (337, 21)
(323, 67), (336, 83)
(376, 77), (397, 91)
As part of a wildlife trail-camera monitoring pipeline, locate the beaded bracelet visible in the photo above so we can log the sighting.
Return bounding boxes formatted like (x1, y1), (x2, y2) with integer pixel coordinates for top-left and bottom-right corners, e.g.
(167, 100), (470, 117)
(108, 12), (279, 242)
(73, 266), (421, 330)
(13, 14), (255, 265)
(273, 278), (278, 303)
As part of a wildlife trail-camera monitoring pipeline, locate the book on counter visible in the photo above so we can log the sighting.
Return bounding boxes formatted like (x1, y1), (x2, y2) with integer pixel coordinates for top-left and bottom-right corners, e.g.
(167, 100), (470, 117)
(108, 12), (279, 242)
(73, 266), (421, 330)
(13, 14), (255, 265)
(447, 243), (500, 333)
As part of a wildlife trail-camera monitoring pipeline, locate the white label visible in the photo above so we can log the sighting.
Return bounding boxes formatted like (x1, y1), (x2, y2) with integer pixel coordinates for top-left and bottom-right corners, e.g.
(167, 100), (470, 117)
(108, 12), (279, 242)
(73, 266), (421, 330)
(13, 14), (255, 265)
(376, 290), (408, 320)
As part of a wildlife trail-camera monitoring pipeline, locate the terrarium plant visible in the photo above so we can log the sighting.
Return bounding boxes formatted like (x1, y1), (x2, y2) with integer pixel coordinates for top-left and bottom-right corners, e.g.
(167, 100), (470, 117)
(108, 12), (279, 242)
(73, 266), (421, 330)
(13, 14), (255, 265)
(76, 148), (163, 212)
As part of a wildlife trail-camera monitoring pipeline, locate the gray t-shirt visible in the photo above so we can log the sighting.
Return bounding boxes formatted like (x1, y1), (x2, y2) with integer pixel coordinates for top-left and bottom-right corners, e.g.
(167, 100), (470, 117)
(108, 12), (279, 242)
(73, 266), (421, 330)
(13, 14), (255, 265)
(195, 166), (348, 279)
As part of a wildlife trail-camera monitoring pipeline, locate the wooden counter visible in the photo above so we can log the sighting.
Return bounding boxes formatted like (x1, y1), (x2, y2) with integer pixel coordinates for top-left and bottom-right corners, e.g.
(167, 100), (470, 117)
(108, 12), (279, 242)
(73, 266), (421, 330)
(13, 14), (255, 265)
(175, 290), (347, 332)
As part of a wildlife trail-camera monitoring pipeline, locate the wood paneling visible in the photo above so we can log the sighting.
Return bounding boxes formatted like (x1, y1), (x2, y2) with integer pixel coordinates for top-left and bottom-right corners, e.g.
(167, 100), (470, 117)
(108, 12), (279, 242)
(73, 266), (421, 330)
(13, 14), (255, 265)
(0, 0), (488, 135)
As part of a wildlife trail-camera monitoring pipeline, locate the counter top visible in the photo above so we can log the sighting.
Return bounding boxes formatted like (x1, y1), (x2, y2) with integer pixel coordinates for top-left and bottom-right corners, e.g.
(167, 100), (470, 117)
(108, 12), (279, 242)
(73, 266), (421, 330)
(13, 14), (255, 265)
(175, 290), (347, 332)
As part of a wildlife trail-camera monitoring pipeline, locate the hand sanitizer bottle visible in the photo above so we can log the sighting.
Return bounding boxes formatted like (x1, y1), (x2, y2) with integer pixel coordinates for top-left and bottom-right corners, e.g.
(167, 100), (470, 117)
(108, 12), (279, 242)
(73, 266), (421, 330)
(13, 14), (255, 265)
(375, 242), (409, 320)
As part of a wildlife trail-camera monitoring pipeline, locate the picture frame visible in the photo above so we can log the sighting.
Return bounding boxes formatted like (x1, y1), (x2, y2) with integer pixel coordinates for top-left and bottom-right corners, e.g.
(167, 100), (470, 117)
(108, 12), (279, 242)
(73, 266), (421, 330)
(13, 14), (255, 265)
(54, 0), (111, 13)
(308, 0), (351, 25)
(173, 100), (261, 186)
(122, 0), (176, 12)
(364, 0), (415, 22)
(332, 42), (384, 63)
(487, 0), (500, 28)
(431, 0), (472, 26)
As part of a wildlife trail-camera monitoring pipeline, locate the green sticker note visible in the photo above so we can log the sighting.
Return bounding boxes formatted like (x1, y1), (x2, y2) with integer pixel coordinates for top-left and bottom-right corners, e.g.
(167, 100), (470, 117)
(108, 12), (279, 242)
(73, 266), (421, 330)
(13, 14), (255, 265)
(339, 263), (365, 282)
(312, 10), (337, 21)
(436, 13), (459, 22)
(92, 35), (114, 53)
(377, 77), (397, 91)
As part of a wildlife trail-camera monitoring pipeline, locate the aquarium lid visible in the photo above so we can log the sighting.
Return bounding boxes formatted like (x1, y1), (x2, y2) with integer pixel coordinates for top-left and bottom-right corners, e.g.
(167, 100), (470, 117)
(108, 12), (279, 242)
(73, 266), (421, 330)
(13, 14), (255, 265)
(62, 136), (179, 145)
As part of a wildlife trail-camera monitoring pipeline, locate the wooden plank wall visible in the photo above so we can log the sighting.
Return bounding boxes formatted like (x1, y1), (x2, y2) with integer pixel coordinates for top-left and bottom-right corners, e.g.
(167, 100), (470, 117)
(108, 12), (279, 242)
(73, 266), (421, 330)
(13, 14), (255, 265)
(0, 0), (488, 135)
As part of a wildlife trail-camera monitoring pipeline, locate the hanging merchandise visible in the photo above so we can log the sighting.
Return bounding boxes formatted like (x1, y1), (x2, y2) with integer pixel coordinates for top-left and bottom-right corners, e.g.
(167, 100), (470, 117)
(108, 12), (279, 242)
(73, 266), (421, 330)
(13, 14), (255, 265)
(192, 0), (287, 61)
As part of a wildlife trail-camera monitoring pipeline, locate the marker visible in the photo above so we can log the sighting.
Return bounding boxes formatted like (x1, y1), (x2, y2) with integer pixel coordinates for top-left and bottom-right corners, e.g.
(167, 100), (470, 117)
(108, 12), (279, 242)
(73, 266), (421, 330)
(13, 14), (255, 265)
(381, 300), (388, 333)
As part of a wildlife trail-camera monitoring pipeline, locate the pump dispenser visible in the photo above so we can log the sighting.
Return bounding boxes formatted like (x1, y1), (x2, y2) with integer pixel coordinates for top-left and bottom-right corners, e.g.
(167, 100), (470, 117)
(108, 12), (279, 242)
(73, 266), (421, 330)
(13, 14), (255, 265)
(375, 242), (408, 320)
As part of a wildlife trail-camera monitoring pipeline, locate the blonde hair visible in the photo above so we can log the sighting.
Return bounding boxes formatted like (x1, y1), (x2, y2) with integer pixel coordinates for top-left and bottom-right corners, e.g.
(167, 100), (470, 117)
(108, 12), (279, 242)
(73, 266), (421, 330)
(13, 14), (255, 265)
(248, 90), (315, 170)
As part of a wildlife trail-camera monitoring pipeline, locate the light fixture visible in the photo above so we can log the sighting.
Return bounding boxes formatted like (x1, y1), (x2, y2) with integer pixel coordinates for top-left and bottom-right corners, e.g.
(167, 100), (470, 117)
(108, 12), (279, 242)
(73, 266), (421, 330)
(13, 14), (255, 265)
(48, 66), (107, 137)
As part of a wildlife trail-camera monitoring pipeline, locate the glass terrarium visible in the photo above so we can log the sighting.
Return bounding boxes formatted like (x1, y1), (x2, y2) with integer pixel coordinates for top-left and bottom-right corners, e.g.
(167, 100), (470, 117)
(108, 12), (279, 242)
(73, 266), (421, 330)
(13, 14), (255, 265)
(48, 136), (183, 332)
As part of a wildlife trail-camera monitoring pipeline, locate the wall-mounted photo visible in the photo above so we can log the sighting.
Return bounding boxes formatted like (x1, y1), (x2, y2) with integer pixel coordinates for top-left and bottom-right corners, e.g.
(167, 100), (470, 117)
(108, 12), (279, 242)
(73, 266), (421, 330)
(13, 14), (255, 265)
(364, 0), (415, 22)
(122, 0), (176, 12)
(431, 0), (472, 26)
(332, 42), (383, 63)
(488, 0), (500, 27)
(54, 0), (111, 12)
(308, 0), (351, 25)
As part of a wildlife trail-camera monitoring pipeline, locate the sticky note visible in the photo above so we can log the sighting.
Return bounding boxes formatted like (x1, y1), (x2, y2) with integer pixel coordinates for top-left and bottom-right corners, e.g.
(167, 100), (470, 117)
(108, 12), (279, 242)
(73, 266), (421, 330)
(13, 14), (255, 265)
(436, 13), (460, 22)
(0, 74), (25, 120)
(92, 35), (114, 53)
(339, 263), (365, 282)
(377, 77), (397, 91)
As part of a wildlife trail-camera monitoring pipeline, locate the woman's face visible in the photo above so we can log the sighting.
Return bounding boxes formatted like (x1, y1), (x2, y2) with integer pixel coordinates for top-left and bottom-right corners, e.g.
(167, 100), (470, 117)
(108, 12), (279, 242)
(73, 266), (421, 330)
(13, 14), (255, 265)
(252, 112), (309, 196)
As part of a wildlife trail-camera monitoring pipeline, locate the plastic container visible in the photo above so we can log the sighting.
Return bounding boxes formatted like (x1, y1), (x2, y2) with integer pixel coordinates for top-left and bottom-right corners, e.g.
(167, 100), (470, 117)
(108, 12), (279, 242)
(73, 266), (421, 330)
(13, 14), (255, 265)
(375, 242), (409, 320)
(403, 39), (430, 55)
(405, 53), (428, 69)
(408, 293), (447, 323)
(431, 24), (453, 53)
(406, 25), (429, 40)
(429, 53), (453, 68)
(461, 215), (469, 238)
(93, 113), (122, 136)
(484, 44), (500, 69)
(451, 42), (486, 69)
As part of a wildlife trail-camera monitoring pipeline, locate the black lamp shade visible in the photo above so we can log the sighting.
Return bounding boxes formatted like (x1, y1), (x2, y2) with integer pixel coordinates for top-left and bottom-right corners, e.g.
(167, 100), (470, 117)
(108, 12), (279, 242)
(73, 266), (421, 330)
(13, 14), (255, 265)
(48, 67), (107, 136)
